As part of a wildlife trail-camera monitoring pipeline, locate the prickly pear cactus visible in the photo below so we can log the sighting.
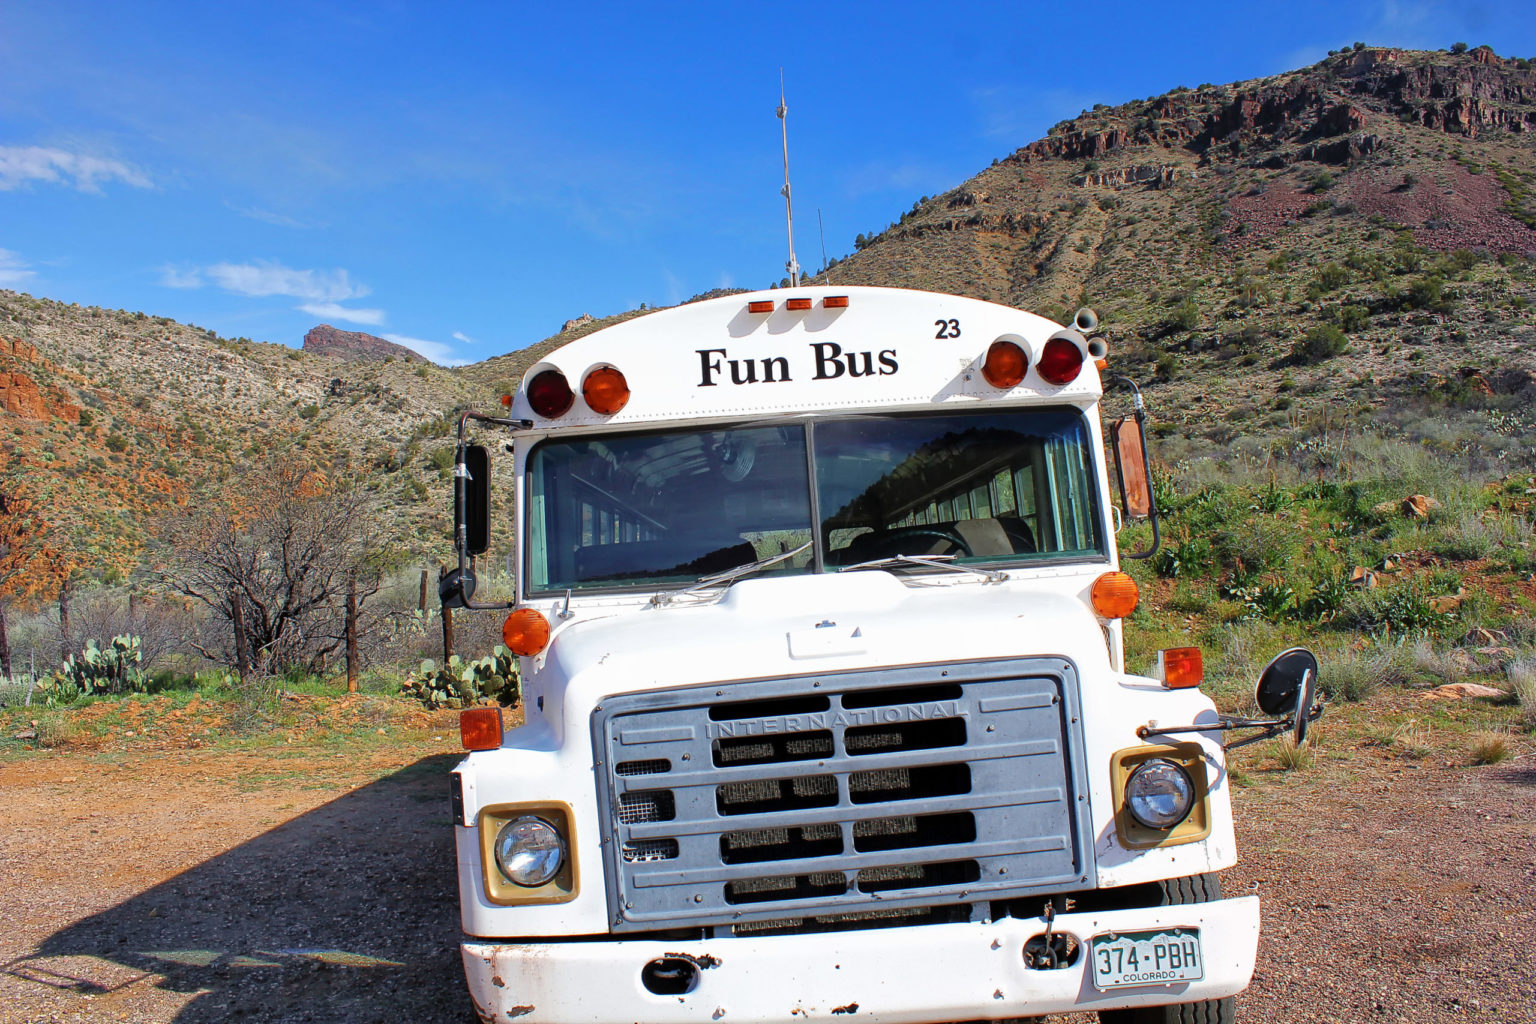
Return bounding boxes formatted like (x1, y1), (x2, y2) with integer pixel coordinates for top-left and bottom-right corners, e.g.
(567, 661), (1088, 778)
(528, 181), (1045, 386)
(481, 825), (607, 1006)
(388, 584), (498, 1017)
(40, 634), (148, 704)
(400, 645), (521, 710)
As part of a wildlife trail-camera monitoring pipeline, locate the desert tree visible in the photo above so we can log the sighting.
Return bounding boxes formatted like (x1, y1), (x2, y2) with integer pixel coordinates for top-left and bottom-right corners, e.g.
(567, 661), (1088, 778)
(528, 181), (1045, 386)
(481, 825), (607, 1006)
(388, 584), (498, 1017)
(0, 472), (73, 678)
(155, 459), (395, 678)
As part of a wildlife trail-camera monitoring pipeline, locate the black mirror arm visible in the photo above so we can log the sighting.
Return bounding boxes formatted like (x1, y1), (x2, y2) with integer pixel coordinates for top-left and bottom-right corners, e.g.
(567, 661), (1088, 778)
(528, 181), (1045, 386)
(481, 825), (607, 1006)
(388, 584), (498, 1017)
(1136, 703), (1324, 749)
(1107, 376), (1161, 560)
(447, 409), (530, 612)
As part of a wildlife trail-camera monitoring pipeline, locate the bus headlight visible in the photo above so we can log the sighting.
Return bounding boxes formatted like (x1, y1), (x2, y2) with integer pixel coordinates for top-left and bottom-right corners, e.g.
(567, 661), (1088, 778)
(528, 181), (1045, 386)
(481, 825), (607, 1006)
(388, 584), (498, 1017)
(494, 815), (567, 887)
(1124, 759), (1195, 829)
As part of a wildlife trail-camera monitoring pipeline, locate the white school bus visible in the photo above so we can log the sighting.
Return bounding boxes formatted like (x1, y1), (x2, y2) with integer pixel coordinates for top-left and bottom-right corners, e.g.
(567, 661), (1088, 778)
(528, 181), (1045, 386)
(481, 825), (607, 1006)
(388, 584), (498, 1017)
(442, 285), (1316, 1024)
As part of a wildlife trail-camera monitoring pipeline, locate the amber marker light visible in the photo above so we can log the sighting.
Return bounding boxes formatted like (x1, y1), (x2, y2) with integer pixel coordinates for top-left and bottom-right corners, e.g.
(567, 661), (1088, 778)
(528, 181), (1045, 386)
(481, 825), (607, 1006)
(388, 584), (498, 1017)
(503, 608), (552, 656)
(1157, 647), (1204, 689)
(1038, 337), (1085, 385)
(981, 340), (1028, 389)
(461, 706), (504, 751)
(785, 297), (813, 311)
(1095, 358), (1109, 372)
(747, 300), (775, 313)
(1091, 571), (1140, 619)
(823, 295), (849, 308)
(527, 370), (575, 419)
(500, 393), (513, 410)
(582, 366), (630, 415)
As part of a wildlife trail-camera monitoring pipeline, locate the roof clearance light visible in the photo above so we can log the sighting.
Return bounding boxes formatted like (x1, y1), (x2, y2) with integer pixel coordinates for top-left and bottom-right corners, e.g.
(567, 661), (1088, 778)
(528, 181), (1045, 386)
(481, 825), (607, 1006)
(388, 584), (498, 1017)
(460, 706), (504, 751)
(1157, 647), (1204, 689)
(582, 366), (630, 415)
(823, 295), (849, 308)
(748, 300), (775, 313)
(981, 340), (1029, 389)
(503, 608), (552, 656)
(1038, 337), (1085, 385)
(527, 370), (575, 419)
(1090, 571), (1140, 619)
(785, 297), (813, 311)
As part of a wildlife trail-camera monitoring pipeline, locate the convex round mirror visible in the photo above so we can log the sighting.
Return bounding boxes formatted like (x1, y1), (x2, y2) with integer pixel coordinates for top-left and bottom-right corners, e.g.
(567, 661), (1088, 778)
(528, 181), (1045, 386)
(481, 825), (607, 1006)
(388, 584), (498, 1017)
(1254, 647), (1319, 745)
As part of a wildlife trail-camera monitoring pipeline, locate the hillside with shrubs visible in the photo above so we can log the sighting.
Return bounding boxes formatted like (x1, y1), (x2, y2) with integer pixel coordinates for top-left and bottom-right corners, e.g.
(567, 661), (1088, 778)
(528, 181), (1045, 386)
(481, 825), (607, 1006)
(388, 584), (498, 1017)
(0, 44), (1532, 745)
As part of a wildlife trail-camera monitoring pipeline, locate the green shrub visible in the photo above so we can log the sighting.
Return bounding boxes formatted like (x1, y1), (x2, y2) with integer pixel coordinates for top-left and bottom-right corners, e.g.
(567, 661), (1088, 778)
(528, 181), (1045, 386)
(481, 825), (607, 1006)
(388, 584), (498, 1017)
(1291, 324), (1350, 363)
(104, 433), (129, 453)
(1314, 263), (1349, 291)
(76, 409), (94, 428)
(1336, 304), (1370, 332)
(298, 403), (320, 419)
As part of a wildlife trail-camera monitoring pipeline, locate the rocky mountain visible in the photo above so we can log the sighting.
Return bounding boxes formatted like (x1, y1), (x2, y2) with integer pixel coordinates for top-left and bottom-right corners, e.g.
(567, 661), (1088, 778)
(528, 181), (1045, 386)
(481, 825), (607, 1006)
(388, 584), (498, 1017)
(2, 45), (1533, 587)
(302, 324), (423, 363)
(803, 44), (1535, 440)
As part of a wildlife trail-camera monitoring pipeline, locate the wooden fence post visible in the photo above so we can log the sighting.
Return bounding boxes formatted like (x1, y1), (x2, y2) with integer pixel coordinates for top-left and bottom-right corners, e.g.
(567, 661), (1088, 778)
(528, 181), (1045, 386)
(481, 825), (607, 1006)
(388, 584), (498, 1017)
(439, 563), (455, 661)
(232, 592), (251, 682)
(346, 570), (359, 693)
(418, 568), (429, 612)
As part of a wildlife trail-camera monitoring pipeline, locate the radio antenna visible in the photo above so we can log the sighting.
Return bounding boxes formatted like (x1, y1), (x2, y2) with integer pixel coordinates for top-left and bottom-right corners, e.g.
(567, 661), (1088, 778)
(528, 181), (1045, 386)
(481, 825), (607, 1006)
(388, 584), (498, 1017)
(817, 208), (831, 283)
(777, 70), (801, 287)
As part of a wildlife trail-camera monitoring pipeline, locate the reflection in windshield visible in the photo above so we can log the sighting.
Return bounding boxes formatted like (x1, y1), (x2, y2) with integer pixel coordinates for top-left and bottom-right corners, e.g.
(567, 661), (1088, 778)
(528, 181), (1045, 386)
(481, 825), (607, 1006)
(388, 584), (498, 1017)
(525, 409), (1105, 594)
(815, 410), (1103, 567)
(526, 425), (814, 592)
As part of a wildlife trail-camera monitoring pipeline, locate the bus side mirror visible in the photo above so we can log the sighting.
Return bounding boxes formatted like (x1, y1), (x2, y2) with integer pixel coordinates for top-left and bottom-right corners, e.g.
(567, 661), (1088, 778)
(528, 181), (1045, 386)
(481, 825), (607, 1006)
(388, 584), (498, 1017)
(1109, 413), (1161, 559)
(1111, 417), (1152, 520)
(458, 444), (491, 556)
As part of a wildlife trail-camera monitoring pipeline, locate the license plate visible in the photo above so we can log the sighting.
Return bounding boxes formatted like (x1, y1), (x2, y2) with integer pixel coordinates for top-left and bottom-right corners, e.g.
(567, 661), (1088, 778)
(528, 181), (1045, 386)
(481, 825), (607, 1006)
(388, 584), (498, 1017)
(1090, 928), (1203, 989)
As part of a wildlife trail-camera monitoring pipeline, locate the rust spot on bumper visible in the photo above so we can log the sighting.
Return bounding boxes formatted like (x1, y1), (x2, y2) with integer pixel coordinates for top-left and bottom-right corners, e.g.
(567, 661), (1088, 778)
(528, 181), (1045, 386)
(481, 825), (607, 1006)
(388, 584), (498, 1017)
(507, 1006), (535, 1019)
(663, 952), (721, 969)
(832, 1003), (860, 1015)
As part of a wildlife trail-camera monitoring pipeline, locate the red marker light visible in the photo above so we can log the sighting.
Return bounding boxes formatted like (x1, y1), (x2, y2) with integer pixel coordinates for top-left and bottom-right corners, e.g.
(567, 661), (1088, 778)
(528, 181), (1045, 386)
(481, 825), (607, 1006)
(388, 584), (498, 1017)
(785, 298), (812, 311)
(1037, 337), (1085, 386)
(527, 370), (575, 419)
(823, 296), (849, 308)
(748, 300), (775, 313)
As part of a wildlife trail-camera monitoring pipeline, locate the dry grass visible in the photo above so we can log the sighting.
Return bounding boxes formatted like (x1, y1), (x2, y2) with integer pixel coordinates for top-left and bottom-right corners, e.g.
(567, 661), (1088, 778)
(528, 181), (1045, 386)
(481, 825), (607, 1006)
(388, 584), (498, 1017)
(1511, 658), (1536, 729)
(1270, 738), (1316, 771)
(34, 715), (79, 749)
(1469, 731), (1512, 765)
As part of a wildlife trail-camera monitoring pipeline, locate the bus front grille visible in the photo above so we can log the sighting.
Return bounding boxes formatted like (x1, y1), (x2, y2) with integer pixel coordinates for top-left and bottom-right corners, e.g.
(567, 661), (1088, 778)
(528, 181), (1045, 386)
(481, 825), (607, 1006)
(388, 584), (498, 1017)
(592, 659), (1092, 932)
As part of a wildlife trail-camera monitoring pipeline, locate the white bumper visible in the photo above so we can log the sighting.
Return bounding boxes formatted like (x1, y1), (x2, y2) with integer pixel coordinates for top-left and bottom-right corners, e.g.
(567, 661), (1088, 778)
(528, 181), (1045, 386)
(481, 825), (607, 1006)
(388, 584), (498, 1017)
(461, 896), (1259, 1024)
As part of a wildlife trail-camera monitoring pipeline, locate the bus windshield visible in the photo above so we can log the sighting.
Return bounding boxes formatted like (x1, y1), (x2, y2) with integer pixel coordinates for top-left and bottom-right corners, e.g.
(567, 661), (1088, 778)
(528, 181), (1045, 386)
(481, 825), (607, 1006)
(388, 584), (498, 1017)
(524, 408), (1105, 594)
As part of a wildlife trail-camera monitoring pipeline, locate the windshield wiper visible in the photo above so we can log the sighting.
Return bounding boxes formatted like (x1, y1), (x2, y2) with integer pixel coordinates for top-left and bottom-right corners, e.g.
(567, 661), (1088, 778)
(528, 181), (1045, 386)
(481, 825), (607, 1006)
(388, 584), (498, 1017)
(837, 553), (1007, 584)
(652, 540), (814, 605)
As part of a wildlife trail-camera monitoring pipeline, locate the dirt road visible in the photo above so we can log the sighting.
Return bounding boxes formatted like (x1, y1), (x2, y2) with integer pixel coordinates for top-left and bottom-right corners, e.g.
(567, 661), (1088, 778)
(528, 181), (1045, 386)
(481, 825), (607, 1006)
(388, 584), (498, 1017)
(2, 718), (1532, 1023)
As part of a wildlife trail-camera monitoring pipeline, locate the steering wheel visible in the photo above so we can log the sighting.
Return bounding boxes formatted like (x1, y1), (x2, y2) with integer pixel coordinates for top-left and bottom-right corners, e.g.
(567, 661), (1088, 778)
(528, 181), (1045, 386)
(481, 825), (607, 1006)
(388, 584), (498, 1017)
(852, 525), (973, 561)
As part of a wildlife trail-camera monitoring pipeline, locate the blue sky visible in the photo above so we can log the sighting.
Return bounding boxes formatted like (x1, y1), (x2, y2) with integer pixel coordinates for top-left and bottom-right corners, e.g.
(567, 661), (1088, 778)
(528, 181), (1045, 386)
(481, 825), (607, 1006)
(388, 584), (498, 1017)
(1, 1), (1531, 365)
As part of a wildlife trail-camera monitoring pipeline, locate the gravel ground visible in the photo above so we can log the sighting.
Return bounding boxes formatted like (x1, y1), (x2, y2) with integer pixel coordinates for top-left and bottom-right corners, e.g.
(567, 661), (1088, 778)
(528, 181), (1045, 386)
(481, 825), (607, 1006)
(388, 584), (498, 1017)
(1, 726), (1532, 1023)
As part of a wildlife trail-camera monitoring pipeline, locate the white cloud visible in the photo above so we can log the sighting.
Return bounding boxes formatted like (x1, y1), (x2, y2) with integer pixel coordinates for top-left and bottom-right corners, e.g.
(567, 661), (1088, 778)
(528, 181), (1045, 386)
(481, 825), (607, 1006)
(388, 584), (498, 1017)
(0, 146), (152, 193)
(0, 248), (35, 286)
(203, 260), (369, 301)
(228, 204), (311, 229)
(451, 330), (476, 345)
(383, 333), (468, 367)
(298, 302), (386, 326)
(158, 265), (203, 289)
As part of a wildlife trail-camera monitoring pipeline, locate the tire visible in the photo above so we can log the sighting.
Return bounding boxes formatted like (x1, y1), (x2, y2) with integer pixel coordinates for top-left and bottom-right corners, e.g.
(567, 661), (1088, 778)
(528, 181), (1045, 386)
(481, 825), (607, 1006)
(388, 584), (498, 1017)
(1096, 873), (1236, 1024)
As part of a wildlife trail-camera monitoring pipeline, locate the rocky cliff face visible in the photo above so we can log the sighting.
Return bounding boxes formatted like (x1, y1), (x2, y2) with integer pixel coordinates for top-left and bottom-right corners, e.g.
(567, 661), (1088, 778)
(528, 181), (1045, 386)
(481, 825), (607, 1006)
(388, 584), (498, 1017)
(302, 324), (423, 363)
(0, 335), (78, 421)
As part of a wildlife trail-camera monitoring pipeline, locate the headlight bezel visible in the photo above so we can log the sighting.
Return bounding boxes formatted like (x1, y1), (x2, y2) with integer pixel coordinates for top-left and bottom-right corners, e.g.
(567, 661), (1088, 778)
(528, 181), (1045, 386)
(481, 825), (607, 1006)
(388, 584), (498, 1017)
(477, 802), (579, 905)
(1110, 743), (1212, 848)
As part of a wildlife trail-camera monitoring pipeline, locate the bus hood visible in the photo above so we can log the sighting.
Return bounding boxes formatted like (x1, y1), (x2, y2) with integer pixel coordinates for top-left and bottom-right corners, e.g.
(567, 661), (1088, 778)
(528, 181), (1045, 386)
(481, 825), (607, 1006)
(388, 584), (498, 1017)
(530, 569), (1115, 738)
